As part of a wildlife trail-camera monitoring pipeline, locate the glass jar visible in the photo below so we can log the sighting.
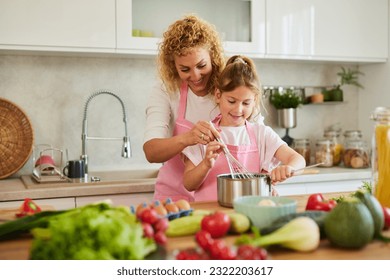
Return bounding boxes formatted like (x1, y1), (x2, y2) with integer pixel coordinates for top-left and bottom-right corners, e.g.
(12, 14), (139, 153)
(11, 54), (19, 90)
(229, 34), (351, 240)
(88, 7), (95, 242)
(324, 130), (344, 166)
(292, 138), (311, 164)
(343, 139), (370, 168)
(315, 139), (333, 167)
(371, 107), (390, 207)
(343, 130), (363, 141)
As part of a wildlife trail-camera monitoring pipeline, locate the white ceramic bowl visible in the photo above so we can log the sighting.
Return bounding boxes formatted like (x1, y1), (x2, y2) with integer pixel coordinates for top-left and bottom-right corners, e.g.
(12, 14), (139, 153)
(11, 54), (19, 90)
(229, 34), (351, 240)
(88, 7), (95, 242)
(233, 196), (297, 229)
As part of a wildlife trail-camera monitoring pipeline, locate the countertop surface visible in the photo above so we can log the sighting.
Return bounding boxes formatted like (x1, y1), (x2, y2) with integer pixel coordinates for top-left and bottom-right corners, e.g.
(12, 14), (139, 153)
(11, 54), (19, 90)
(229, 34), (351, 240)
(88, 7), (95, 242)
(0, 192), (389, 260)
(0, 167), (371, 202)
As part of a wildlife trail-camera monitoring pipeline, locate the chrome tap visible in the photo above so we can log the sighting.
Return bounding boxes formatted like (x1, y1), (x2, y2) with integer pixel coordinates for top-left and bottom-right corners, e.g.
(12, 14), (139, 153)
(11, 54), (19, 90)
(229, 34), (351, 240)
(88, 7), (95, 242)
(81, 90), (131, 174)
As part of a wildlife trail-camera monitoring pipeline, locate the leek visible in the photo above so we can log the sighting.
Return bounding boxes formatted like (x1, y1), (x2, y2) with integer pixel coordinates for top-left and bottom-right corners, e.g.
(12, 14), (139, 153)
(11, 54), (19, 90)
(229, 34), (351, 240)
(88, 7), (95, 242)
(236, 217), (320, 252)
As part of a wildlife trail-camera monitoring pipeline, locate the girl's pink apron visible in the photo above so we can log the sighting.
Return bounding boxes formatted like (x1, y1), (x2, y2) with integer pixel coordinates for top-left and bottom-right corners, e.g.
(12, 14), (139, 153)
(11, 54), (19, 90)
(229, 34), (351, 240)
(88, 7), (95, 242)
(194, 115), (260, 201)
(153, 83), (195, 202)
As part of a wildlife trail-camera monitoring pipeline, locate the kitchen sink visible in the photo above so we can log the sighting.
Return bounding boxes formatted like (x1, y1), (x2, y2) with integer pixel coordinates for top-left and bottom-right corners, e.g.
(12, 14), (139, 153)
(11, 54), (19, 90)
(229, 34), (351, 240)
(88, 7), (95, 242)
(21, 169), (159, 190)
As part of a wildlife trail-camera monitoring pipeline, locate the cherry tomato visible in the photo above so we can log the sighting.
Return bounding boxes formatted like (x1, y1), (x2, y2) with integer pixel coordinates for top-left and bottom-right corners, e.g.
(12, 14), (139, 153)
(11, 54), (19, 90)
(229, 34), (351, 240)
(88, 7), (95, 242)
(139, 208), (159, 225)
(201, 211), (231, 238)
(154, 218), (169, 232)
(208, 239), (227, 259)
(218, 246), (237, 260)
(195, 230), (214, 251)
(142, 223), (154, 238)
(154, 230), (167, 245)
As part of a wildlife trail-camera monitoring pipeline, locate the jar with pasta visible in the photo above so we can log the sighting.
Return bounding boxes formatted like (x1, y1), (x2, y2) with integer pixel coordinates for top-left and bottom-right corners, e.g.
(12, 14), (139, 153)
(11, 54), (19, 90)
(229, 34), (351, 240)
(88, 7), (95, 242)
(371, 107), (390, 207)
(315, 139), (333, 167)
(292, 138), (311, 164)
(324, 130), (343, 166)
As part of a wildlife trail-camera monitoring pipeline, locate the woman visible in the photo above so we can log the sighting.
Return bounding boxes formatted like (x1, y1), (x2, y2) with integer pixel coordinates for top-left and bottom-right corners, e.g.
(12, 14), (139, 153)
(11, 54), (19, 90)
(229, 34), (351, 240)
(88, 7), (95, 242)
(143, 15), (225, 202)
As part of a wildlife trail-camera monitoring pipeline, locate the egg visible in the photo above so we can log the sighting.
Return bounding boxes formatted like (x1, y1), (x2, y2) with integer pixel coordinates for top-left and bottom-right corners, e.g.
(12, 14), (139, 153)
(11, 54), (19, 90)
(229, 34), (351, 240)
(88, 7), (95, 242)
(175, 199), (191, 211)
(153, 203), (168, 216)
(165, 202), (179, 213)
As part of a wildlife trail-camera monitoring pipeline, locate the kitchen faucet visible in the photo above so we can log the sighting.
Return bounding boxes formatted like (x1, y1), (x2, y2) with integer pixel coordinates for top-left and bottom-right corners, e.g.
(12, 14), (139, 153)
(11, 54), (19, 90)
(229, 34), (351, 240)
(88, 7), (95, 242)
(81, 90), (131, 175)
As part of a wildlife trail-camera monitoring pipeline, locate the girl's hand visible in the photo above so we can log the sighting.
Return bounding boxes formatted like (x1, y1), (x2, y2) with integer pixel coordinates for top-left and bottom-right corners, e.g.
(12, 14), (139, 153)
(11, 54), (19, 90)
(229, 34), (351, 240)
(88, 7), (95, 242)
(270, 165), (294, 184)
(203, 141), (224, 168)
(187, 121), (220, 146)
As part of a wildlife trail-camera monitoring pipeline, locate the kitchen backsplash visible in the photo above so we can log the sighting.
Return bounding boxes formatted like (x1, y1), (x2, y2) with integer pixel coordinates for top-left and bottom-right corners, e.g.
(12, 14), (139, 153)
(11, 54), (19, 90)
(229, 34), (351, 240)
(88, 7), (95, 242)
(0, 54), (359, 177)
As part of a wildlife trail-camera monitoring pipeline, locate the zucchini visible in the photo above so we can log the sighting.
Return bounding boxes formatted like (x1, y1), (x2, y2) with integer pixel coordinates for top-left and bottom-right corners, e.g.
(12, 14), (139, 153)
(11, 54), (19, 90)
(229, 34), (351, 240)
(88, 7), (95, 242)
(0, 210), (66, 240)
(260, 211), (328, 238)
(354, 189), (384, 237)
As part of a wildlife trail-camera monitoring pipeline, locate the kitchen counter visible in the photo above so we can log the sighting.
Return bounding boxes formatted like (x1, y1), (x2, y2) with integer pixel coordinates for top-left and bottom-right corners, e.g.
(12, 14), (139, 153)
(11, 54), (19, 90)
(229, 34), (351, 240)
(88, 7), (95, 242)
(0, 192), (389, 260)
(0, 167), (371, 204)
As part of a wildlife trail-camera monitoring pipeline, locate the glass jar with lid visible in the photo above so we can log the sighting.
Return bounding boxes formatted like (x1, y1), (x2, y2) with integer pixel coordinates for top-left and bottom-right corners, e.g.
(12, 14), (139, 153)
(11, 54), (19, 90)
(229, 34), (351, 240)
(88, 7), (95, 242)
(292, 138), (311, 164)
(371, 107), (390, 207)
(324, 130), (344, 166)
(315, 139), (333, 167)
(343, 139), (370, 168)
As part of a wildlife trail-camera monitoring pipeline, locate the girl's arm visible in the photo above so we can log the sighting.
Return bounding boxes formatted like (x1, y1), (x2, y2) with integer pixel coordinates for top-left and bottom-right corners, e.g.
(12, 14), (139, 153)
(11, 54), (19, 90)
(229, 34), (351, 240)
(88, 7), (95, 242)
(182, 141), (223, 191)
(271, 144), (306, 184)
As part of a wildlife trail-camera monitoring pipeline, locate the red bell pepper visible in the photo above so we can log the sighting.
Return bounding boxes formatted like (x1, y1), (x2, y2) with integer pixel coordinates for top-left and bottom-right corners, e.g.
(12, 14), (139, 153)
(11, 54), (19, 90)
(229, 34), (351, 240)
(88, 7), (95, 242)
(305, 193), (337, 211)
(15, 198), (42, 218)
(383, 206), (390, 230)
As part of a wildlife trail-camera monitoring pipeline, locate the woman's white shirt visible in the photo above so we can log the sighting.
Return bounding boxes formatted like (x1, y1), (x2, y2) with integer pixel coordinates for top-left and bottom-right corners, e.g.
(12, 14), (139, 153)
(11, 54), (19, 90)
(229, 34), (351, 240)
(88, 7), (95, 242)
(143, 84), (219, 143)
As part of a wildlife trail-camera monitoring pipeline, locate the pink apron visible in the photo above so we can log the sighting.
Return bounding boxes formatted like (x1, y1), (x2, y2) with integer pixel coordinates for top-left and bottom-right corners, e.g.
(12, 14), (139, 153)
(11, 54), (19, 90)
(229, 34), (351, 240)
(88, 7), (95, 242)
(153, 83), (195, 202)
(194, 115), (261, 201)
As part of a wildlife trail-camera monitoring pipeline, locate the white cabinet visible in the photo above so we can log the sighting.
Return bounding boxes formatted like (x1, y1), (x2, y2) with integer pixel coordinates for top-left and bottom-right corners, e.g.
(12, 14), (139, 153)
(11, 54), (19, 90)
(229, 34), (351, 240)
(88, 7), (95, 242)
(116, 0), (266, 57)
(266, 0), (388, 62)
(0, 0), (116, 52)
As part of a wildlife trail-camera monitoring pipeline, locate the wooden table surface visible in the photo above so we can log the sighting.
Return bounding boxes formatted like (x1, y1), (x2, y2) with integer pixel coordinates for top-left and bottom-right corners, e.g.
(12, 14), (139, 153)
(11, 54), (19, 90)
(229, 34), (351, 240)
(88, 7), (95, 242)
(1, 193), (389, 260)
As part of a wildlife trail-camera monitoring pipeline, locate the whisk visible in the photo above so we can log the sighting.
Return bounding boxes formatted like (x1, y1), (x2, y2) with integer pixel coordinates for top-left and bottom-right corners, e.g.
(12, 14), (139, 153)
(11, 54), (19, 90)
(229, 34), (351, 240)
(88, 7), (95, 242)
(209, 122), (254, 179)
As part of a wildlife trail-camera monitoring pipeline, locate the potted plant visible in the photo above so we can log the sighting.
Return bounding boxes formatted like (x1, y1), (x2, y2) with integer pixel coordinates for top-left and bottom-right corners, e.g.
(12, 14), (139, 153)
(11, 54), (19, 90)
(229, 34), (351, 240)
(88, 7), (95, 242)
(323, 67), (364, 102)
(269, 88), (304, 145)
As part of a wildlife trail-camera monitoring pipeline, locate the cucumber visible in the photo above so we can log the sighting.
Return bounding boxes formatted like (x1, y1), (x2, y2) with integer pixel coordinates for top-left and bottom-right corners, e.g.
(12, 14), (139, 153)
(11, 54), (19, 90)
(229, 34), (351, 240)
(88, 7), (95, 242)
(354, 189), (384, 237)
(324, 197), (374, 249)
(260, 211), (328, 238)
(165, 215), (204, 237)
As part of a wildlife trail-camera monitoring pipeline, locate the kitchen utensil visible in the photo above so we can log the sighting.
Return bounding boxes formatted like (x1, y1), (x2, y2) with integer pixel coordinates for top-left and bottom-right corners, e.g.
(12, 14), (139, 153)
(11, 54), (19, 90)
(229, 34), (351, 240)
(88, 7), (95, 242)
(0, 98), (34, 179)
(209, 121), (254, 179)
(293, 162), (324, 173)
(217, 173), (272, 208)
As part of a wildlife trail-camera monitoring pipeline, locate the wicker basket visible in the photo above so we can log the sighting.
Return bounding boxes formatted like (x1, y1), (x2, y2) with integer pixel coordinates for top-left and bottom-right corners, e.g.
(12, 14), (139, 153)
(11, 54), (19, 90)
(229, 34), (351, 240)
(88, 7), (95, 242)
(0, 98), (34, 179)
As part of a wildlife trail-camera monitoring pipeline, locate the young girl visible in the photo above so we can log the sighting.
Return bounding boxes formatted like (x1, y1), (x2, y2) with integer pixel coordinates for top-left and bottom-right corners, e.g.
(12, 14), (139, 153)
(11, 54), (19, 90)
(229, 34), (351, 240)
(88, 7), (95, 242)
(181, 55), (306, 201)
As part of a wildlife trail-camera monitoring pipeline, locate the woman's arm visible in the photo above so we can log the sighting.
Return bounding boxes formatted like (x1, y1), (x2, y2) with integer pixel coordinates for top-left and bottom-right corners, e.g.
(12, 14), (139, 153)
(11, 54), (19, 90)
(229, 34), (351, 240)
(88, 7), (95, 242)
(144, 121), (219, 163)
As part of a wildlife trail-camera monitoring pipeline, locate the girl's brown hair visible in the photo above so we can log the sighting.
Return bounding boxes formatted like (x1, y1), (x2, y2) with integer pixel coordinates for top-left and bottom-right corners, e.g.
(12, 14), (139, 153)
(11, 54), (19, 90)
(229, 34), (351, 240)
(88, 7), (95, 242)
(157, 14), (225, 97)
(216, 55), (263, 120)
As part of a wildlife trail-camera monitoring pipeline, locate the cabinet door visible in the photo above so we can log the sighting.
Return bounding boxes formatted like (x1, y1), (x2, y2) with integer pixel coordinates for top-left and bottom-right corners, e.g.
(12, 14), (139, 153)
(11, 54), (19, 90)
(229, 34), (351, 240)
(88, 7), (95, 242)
(266, 0), (388, 62)
(116, 0), (265, 56)
(0, 0), (116, 51)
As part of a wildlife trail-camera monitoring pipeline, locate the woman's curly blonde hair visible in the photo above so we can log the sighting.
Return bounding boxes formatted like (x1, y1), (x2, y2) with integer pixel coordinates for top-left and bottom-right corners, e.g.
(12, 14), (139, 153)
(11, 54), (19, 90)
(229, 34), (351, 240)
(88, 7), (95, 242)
(157, 14), (225, 97)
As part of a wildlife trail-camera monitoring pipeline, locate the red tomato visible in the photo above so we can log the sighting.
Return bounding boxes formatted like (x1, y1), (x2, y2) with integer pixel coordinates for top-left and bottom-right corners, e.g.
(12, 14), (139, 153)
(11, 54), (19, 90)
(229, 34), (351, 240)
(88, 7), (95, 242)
(154, 230), (167, 245)
(142, 223), (154, 238)
(139, 208), (159, 225)
(154, 218), (169, 232)
(383, 206), (390, 230)
(208, 239), (227, 260)
(195, 230), (214, 251)
(201, 211), (231, 238)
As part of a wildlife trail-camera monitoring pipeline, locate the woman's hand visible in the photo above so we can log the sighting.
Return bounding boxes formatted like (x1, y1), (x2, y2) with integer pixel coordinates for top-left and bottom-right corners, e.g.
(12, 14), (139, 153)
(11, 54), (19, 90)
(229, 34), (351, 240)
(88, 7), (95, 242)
(186, 121), (220, 146)
(202, 141), (224, 168)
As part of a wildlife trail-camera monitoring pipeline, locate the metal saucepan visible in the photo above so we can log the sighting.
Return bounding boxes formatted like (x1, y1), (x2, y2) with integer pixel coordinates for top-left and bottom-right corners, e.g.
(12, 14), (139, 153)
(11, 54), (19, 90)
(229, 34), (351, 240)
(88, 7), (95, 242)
(217, 173), (272, 208)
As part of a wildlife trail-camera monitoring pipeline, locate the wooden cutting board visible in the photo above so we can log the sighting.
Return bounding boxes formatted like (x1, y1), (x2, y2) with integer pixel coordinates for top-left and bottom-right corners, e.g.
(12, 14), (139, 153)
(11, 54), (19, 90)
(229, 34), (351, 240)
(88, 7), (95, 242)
(0, 205), (55, 222)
